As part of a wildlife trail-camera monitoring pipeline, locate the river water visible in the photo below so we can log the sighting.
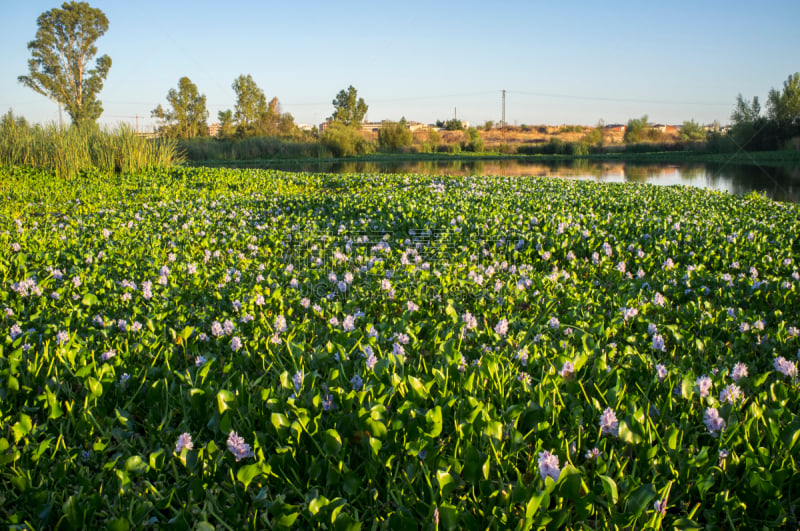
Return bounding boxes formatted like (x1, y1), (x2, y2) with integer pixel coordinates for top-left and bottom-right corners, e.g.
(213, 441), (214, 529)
(259, 159), (800, 203)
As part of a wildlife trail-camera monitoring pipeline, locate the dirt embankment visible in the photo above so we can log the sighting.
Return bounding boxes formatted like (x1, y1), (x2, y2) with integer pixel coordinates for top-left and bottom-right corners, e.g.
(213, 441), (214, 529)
(415, 125), (681, 149)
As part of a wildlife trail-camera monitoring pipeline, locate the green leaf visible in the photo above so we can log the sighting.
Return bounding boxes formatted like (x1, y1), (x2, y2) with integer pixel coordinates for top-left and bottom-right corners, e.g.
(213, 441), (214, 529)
(216, 389), (236, 414)
(556, 464), (581, 500)
(149, 449), (165, 470)
(12, 414), (32, 442)
(323, 429), (342, 455)
(599, 475), (618, 505)
(781, 420), (800, 452)
(87, 377), (103, 398)
(236, 463), (262, 490)
(525, 490), (549, 521)
(625, 483), (656, 516)
(436, 469), (455, 498)
(308, 495), (330, 515)
(179, 326), (194, 341)
(115, 407), (132, 428)
(81, 293), (99, 306)
(407, 375), (427, 400)
(425, 406), (443, 437)
(125, 455), (148, 474)
(108, 518), (130, 531)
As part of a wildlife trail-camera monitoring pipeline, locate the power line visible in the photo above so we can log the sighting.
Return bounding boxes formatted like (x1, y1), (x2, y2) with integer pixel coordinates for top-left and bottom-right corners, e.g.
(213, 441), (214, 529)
(509, 89), (731, 106)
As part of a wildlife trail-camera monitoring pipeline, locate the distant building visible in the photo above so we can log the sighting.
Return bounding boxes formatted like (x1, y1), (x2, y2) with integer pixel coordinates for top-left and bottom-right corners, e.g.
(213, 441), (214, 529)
(207, 123), (221, 137)
(605, 124), (626, 133)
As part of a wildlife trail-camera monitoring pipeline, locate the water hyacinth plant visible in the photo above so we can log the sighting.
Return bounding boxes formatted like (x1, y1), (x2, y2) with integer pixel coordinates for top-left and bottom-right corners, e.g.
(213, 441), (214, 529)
(0, 166), (799, 528)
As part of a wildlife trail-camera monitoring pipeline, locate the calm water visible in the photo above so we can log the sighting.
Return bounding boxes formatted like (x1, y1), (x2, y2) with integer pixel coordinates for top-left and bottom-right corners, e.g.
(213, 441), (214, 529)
(259, 159), (800, 203)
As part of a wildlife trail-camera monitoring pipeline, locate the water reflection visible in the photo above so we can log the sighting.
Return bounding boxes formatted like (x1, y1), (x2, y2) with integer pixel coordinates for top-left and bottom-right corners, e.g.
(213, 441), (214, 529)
(259, 159), (800, 202)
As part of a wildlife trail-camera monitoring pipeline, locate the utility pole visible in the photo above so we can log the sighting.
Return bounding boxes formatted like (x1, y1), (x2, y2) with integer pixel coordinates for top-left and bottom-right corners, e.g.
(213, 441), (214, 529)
(502, 89), (506, 129)
(58, 103), (63, 128)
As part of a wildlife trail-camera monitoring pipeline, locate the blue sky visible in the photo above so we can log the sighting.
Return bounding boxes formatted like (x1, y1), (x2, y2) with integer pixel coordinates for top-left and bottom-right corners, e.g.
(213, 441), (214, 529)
(1, 1), (799, 130)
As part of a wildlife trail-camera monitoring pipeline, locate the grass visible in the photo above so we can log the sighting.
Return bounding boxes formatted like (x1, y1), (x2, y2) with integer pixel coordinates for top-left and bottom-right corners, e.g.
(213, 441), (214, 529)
(1, 166), (799, 529)
(0, 120), (182, 179)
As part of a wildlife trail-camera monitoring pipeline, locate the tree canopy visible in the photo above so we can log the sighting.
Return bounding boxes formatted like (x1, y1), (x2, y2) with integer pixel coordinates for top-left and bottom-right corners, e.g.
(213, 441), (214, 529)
(329, 85), (368, 126)
(151, 77), (208, 139)
(18, 1), (112, 126)
(730, 72), (800, 150)
(232, 74), (267, 134)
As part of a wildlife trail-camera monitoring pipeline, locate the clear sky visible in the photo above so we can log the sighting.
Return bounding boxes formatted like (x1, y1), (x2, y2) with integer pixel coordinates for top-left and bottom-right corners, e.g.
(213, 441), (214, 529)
(1, 1), (799, 131)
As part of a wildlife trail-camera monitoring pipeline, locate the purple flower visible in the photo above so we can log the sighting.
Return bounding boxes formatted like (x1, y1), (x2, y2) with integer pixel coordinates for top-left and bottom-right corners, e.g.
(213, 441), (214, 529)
(195, 355), (207, 366)
(351, 374), (364, 391)
(718, 449), (729, 465)
(292, 370), (303, 392)
(704, 407), (725, 436)
(223, 319), (235, 335)
(494, 318), (509, 337)
(537, 450), (561, 482)
(652, 334), (666, 352)
(559, 361), (575, 379)
(226, 431), (254, 461)
(230, 336), (242, 351)
(548, 317), (560, 329)
(342, 315), (356, 332)
(584, 447), (601, 460)
(656, 363), (668, 382)
(720, 383), (743, 404)
(515, 347), (529, 367)
(654, 498), (667, 516)
(621, 307), (638, 322)
(462, 312), (478, 330)
(101, 349), (116, 361)
(274, 315), (287, 333)
(175, 432), (193, 453)
(211, 320), (224, 337)
(696, 376), (712, 398)
(56, 330), (69, 346)
(774, 356), (798, 378)
(322, 394), (335, 411)
(9, 323), (23, 340)
(599, 408), (619, 437)
(366, 353), (378, 370)
(731, 362), (748, 381)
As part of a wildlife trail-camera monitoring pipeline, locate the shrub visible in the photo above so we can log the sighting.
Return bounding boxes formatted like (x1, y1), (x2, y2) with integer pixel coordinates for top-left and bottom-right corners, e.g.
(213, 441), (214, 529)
(680, 120), (707, 142)
(463, 127), (484, 152)
(320, 122), (373, 157)
(377, 118), (412, 152)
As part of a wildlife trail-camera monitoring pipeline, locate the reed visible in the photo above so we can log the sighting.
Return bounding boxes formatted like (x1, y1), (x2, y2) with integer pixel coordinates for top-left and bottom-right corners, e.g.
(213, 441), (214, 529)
(0, 116), (183, 178)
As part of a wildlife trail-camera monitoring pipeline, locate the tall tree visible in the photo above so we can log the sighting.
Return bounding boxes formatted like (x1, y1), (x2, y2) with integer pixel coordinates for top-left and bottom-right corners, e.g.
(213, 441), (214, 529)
(232, 74), (267, 134)
(767, 72), (800, 127)
(329, 85), (368, 126)
(18, 2), (112, 126)
(217, 109), (236, 138)
(151, 77), (208, 139)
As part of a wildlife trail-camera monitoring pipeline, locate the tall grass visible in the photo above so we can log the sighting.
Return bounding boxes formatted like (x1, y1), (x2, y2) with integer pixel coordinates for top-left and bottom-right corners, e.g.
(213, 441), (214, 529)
(179, 136), (329, 162)
(0, 118), (182, 178)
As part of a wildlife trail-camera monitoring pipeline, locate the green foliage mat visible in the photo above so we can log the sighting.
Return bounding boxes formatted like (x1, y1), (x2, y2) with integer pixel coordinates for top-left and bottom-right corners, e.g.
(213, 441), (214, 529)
(1, 165), (799, 529)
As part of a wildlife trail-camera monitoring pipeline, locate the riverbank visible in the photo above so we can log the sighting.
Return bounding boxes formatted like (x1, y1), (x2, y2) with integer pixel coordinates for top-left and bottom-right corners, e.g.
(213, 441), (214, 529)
(188, 149), (800, 169)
